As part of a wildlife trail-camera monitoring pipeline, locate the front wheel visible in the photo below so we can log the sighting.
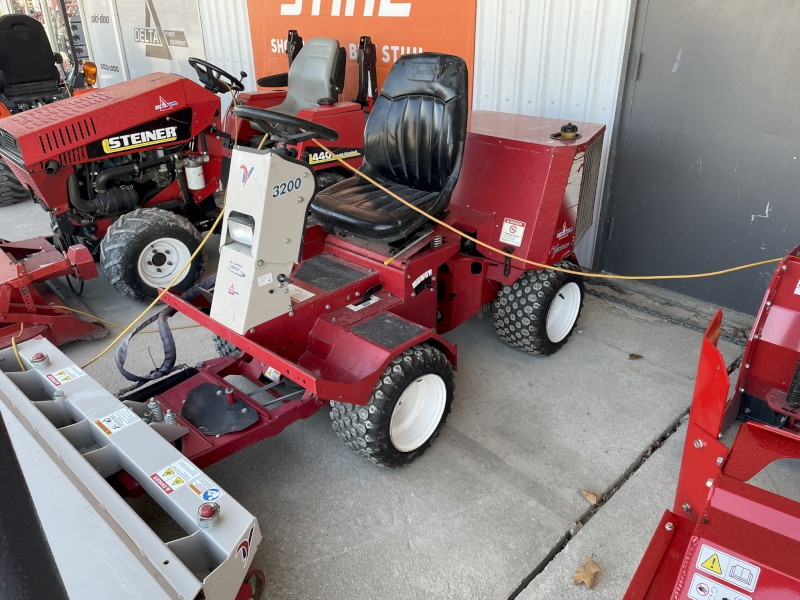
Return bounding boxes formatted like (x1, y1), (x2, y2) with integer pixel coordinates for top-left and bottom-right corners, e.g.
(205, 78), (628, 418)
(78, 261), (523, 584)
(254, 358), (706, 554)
(494, 260), (585, 356)
(0, 159), (31, 207)
(330, 343), (454, 468)
(100, 208), (206, 302)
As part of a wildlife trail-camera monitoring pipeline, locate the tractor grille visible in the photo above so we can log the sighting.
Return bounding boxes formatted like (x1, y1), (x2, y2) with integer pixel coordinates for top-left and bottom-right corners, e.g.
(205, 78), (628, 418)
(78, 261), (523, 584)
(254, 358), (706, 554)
(38, 117), (97, 154)
(0, 128), (21, 162)
(58, 146), (87, 165)
(574, 133), (604, 246)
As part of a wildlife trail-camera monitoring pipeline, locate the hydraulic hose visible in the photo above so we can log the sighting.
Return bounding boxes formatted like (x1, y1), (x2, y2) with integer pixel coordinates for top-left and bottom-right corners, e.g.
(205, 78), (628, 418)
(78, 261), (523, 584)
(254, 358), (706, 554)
(95, 154), (174, 192)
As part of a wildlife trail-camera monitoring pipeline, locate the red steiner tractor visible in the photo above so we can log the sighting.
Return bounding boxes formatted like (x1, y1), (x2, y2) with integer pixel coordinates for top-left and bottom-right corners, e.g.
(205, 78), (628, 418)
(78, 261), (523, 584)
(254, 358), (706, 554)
(625, 247), (800, 599)
(0, 33), (371, 302)
(112, 53), (605, 470)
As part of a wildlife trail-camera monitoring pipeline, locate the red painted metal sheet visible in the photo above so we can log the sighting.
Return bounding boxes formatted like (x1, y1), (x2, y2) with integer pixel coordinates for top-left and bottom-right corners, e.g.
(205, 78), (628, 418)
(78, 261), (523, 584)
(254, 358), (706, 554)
(450, 111), (604, 277)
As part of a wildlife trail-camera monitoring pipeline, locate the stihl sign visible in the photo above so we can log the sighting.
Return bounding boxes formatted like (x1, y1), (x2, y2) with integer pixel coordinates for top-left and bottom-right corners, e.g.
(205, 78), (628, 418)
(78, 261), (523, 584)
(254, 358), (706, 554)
(280, 0), (412, 17)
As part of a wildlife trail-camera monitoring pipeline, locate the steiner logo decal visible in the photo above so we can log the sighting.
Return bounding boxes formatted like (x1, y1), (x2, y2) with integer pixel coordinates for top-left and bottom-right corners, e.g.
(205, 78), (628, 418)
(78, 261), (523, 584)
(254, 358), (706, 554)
(87, 108), (193, 158)
(103, 126), (178, 153)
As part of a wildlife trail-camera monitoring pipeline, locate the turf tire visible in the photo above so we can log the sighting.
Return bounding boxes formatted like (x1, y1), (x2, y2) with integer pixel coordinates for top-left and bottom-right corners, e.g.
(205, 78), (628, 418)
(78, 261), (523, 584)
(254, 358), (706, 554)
(0, 160), (31, 207)
(330, 343), (454, 468)
(100, 208), (206, 302)
(213, 334), (241, 358)
(494, 260), (584, 356)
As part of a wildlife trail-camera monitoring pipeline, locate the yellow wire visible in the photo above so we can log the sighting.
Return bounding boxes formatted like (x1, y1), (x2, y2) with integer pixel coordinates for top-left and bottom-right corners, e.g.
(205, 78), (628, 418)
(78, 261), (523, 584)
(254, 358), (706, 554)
(11, 323), (26, 371)
(81, 201), (226, 369)
(312, 139), (783, 280)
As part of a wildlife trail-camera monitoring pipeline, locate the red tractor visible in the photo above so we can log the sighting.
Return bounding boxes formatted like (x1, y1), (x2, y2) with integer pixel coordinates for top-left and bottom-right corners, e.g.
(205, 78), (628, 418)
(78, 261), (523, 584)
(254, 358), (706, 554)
(0, 33), (371, 302)
(112, 53), (605, 472)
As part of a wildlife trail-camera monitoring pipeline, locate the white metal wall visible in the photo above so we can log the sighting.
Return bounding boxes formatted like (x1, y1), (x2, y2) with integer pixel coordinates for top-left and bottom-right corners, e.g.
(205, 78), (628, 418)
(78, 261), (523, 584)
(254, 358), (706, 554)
(474, 0), (633, 265)
(197, 0), (257, 113)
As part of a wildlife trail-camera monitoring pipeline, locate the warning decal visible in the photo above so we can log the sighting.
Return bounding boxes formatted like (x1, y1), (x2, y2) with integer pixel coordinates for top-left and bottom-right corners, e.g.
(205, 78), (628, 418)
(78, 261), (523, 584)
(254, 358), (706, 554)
(94, 407), (140, 436)
(288, 284), (315, 303)
(696, 544), (760, 592)
(46, 365), (87, 387)
(499, 218), (526, 248)
(347, 295), (381, 312)
(687, 573), (751, 600)
(150, 457), (226, 501)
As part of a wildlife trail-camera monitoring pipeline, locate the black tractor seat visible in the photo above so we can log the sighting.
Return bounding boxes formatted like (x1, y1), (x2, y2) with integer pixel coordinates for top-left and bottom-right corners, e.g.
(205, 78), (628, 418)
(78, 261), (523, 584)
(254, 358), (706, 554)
(311, 53), (468, 244)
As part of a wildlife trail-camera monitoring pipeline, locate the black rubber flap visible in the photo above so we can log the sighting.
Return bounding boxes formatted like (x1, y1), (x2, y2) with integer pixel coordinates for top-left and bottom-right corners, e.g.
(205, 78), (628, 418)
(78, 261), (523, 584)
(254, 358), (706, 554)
(180, 383), (258, 436)
(351, 313), (424, 349)
(293, 255), (368, 292)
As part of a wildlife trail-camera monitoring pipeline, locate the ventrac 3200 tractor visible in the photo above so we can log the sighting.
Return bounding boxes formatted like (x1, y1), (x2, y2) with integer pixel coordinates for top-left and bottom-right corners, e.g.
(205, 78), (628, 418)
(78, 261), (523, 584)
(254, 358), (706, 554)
(0, 34), (371, 302)
(109, 53), (605, 470)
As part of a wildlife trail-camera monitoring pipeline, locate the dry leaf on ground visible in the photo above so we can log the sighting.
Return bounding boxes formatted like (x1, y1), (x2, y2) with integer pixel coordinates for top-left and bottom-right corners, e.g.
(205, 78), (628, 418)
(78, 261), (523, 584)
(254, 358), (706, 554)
(629, 353), (643, 360)
(573, 556), (601, 589)
(580, 489), (600, 505)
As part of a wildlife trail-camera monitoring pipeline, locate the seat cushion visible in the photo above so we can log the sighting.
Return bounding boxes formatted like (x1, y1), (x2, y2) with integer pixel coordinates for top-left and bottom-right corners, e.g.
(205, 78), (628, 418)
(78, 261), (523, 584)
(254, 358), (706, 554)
(312, 171), (439, 243)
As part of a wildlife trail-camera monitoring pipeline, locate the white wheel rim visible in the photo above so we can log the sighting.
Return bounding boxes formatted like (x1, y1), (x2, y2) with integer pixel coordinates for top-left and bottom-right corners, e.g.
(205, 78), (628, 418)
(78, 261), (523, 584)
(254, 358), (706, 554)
(389, 374), (447, 452)
(545, 281), (581, 343)
(136, 237), (192, 288)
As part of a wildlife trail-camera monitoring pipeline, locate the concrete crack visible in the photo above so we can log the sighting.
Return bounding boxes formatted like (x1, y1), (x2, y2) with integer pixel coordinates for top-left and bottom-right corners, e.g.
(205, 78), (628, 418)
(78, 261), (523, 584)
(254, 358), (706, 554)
(506, 408), (691, 599)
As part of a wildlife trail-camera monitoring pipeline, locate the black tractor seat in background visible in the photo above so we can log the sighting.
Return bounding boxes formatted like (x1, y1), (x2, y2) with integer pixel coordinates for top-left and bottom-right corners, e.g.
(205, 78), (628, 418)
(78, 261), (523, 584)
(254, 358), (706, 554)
(0, 15), (62, 100)
(311, 53), (468, 244)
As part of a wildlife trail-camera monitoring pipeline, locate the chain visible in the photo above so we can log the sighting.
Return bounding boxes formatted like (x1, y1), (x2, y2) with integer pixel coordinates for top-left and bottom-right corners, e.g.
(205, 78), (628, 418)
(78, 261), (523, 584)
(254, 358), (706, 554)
(585, 287), (748, 347)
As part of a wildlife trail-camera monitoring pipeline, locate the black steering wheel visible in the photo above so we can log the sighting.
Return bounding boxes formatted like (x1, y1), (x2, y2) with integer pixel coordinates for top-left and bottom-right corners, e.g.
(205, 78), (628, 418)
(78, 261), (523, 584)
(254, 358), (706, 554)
(232, 105), (339, 144)
(188, 57), (246, 93)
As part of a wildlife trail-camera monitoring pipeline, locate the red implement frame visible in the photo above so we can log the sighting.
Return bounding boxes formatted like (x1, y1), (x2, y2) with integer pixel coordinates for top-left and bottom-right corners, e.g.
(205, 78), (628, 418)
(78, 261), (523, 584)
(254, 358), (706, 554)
(0, 238), (105, 349)
(725, 244), (800, 432)
(625, 311), (800, 599)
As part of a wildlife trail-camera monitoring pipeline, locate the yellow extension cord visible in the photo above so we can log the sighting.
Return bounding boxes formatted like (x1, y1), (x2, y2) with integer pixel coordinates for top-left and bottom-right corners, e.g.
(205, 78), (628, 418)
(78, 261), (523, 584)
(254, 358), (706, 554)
(12, 118), (782, 371)
(311, 139), (783, 278)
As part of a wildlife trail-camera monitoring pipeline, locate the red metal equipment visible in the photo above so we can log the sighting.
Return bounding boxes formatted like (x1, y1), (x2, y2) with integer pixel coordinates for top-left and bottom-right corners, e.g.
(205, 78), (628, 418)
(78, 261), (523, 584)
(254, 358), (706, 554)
(0, 237), (105, 349)
(114, 106), (605, 478)
(624, 310), (800, 599)
(724, 244), (800, 432)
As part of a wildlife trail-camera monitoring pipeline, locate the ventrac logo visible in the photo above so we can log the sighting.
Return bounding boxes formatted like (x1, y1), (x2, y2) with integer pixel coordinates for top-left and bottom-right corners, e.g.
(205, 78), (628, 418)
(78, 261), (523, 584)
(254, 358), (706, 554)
(134, 0), (189, 60)
(280, 0), (412, 17)
(102, 126), (178, 153)
(237, 526), (255, 565)
(240, 165), (255, 189)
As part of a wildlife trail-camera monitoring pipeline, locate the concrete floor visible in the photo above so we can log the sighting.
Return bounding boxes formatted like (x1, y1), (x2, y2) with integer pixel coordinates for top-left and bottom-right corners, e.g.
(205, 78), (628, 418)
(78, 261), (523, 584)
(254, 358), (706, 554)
(3, 198), (796, 599)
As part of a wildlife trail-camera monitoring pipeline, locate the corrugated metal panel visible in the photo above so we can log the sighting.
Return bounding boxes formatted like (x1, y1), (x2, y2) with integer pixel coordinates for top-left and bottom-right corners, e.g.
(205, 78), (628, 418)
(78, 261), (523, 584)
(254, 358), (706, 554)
(197, 0), (257, 114)
(474, 0), (632, 265)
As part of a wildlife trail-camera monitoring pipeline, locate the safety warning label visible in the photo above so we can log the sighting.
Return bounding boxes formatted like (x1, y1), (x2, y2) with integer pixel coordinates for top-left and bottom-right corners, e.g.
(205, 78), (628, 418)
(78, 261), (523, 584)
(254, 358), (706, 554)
(46, 365), (86, 387)
(288, 284), (315, 303)
(94, 407), (139, 436)
(150, 457), (225, 501)
(499, 218), (526, 248)
(687, 573), (751, 600)
(696, 544), (759, 592)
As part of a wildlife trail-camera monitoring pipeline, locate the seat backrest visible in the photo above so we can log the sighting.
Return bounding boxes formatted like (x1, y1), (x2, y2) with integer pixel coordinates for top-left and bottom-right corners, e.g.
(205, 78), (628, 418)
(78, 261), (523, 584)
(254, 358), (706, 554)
(0, 15), (59, 94)
(363, 53), (468, 193)
(284, 37), (342, 111)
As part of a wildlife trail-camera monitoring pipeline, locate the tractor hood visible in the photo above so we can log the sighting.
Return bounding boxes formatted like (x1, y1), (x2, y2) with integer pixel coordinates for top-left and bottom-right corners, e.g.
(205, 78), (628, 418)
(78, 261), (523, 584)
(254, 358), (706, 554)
(0, 73), (219, 169)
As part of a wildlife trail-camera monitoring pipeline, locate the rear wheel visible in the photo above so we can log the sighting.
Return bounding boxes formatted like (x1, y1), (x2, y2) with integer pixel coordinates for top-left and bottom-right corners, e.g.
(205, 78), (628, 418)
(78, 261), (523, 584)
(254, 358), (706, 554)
(0, 160), (30, 207)
(100, 208), (206, 302)
(330, 343), (454, 468)
(494, 260), (584, 356)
